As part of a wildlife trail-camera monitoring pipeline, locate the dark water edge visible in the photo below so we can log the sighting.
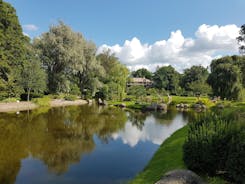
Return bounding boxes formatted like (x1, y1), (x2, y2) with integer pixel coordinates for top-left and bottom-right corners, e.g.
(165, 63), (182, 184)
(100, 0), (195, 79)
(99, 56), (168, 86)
(0, 105), (193, 184)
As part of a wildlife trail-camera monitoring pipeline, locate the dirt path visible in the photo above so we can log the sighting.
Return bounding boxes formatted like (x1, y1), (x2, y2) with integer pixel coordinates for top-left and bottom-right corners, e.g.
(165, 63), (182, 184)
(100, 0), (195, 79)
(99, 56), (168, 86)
(0, 99), (88, 113)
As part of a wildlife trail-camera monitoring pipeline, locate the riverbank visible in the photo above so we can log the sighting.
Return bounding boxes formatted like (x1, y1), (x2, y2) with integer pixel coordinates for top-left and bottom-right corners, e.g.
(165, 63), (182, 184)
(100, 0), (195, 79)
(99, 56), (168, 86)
(131, 126), (188, 184)
(130, 125), (227, 184)
(0, 99), (88, 113)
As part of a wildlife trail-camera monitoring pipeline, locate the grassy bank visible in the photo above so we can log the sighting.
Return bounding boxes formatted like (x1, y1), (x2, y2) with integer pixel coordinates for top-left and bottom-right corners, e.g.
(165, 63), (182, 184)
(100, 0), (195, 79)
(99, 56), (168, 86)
(130, 124), (228, 184)
(131, 126), (188, 184)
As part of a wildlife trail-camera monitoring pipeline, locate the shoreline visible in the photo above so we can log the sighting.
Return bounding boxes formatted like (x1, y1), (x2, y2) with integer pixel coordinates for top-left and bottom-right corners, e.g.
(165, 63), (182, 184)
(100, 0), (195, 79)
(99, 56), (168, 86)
(0, 99), (88, 113)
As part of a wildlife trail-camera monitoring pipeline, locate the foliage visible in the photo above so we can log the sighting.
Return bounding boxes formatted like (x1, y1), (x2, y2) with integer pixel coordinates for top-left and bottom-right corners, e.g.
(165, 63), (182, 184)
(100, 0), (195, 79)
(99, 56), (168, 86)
(132, 68), (153, 80)
(97, 50), (129, 101)
(180, 65), (211, 96)
(237, 24), (245, 55)
(64, 94), (77, 101)
(1, 97), (20, 103)
(0, 0), (27, 99)
(34, 21), (84, 94)
(208, 58), (243, 100)
(19, 43), (46, 101)
(32, 96), (51, 107)
(183, 112), (245, 183)
(127, 86), (147, 100)
(153, 65), (180, 94)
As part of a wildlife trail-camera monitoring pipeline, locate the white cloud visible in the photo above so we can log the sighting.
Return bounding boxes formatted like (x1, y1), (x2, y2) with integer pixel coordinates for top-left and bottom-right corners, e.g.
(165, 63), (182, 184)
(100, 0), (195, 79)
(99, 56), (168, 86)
(112, 114), (186, 147)
(23, 32), (30, 37)
(98, 24), (240, 72)
(23, 24), (39, 31)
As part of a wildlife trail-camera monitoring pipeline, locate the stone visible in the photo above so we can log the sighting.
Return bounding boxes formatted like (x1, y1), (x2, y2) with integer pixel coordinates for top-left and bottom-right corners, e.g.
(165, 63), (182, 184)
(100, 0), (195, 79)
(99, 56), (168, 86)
(155, 169), (206, 184)
(157, 103), (168, 110)
(119, 103), (126, 108)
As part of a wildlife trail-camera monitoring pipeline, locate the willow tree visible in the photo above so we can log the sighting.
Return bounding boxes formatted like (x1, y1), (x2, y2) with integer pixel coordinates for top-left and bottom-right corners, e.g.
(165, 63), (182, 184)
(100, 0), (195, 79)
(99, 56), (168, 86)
(34, 21), (84, 94)
(97, 50), (129, 101)
(208, 58), (243, 100)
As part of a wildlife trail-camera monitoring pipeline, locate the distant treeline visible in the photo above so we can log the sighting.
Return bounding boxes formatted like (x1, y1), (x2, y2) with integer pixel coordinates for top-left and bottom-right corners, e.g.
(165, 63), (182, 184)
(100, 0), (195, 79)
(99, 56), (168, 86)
(0, 0), (245, 101)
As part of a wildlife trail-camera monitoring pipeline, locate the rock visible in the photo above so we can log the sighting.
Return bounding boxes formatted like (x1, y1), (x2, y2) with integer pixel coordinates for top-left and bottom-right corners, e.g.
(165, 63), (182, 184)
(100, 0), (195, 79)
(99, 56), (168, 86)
(179, 103), (184, 108)
(193, 104), (202, 109)
(176, 104), (180, 108)
(119, 103), (126, 108)
(157, 103), (167, 110)
(184, 104), (189, 109)
(217, 104), (224, 109)
(123, 98), (131, 101)
(98, 98), (103, 105)
(98, 98), (107, 105)
(201, 104), (206, 109)
(155, 169), (206, 184)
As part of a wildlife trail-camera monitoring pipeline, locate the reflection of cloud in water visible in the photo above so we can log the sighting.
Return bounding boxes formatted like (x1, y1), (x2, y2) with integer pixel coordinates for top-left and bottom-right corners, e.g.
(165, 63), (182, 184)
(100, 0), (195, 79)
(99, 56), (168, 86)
(112, 114), (186, 147)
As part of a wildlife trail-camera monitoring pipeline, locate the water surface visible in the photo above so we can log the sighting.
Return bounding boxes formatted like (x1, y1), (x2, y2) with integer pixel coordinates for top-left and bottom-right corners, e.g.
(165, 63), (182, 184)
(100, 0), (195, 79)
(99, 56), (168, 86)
(0, 105), (191, 184)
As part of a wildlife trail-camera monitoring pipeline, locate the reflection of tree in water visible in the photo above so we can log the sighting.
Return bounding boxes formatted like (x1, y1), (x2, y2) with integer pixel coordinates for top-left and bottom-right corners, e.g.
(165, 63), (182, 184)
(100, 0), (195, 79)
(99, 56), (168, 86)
(152, 109), (178, 125)
(127, 110), (148, 130)
(0, 113), (44, 184)
(0, 105), (128, 180)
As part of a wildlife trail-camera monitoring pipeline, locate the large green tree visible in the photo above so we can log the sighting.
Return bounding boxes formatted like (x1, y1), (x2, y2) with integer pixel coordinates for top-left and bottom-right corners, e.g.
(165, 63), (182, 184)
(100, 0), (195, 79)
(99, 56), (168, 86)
(208, 58), (243, 100)
(97, 51), (129, 100)
(132, 68), (152, 80)
(74, 41), (104, 97)
(19, 43), (46, 101)
(0, 0), (27, 99)
(180, 65), (211, 95)
(34, 21), (84, 94)
(153, 65), (180, 94)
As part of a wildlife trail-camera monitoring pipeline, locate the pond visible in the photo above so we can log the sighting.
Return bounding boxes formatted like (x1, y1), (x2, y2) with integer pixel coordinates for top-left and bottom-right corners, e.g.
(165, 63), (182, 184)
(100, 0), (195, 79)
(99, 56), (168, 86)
(0, 105), (193, 184)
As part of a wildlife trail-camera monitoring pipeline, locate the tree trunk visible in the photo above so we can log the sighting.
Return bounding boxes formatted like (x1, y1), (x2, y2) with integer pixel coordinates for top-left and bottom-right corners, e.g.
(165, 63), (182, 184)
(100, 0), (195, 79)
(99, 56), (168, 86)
(27, 88), (31, 102)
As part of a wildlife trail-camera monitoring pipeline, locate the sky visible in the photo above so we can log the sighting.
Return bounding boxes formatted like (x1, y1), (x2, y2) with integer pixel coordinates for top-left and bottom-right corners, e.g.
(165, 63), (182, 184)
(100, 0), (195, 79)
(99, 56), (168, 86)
(5, 0), (245, 72)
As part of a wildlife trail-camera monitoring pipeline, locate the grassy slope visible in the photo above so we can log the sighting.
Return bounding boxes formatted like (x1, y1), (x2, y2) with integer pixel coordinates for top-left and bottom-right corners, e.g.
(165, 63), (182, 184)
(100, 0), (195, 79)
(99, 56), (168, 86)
(131, 126), (188, 184)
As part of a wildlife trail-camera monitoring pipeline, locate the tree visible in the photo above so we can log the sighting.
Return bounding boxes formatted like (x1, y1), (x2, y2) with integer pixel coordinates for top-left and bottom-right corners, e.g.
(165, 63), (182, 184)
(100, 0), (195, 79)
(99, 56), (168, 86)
(97, 50), (129, 100)
(19, 43), (46, 101)
(237, 24), (245, 55)
(34, 21), (84, 94)
(208, 59), (243, 100)
(180, 65), (211, 95)
(74, 41), (104, 97)
(0, 0), (27, 99)
(153, 65), (180, 94)
(132, 68), (152, 80)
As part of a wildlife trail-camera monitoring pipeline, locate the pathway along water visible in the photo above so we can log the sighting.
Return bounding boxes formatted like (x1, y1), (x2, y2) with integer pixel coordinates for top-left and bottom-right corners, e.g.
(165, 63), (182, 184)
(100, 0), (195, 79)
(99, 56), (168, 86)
(0, 105), (193, 184)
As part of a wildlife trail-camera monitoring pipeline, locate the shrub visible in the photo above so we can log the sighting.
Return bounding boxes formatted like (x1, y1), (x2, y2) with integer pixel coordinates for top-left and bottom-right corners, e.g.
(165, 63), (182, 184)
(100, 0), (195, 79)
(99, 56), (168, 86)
(183, 112), (245, 183)
(64, 94), (77, 101)
(32, 96), (51, 106)
(2, 97), (20, 103)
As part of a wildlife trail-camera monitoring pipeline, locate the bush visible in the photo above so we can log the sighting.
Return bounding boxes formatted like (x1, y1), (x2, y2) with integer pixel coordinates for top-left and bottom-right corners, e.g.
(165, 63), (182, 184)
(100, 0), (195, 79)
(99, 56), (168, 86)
(183, 113), (245, 183)
(1, 97), (20, 103)
(32, 96), (51, 106)
(64, 94), (77, 101)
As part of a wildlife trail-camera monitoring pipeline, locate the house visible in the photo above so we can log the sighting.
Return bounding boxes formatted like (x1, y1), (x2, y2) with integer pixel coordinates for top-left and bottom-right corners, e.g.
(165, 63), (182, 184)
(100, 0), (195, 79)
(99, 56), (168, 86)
(127, 77), (153, 87)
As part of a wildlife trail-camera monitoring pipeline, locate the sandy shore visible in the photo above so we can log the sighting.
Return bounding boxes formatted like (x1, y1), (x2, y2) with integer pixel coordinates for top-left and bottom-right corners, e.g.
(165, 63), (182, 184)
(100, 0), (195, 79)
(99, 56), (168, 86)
(0, 99), (88, 113)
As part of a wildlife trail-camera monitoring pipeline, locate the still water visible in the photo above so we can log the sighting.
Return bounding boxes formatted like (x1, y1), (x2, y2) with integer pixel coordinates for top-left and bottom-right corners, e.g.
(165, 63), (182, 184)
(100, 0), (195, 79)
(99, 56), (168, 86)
(0, 105), (191, 184)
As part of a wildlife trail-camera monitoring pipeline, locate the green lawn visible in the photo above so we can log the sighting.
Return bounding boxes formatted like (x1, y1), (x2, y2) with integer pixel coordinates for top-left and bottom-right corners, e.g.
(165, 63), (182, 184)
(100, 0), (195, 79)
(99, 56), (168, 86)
(130, 126), (188, 184)
(130, 125), (228, 184)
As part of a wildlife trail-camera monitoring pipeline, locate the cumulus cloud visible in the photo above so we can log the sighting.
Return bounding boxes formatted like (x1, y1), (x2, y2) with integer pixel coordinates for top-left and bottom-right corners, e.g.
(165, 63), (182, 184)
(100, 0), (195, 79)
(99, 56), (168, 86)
(98, 24), (240, 72)
(23, 24), (39, 31)
(112, 114), (186, 147)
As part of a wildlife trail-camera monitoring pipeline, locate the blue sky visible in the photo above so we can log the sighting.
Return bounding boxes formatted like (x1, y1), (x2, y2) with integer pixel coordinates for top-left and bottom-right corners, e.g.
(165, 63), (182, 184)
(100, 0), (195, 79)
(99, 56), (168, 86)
(5, 0), (245, 71)
(5, 0), (245, 45)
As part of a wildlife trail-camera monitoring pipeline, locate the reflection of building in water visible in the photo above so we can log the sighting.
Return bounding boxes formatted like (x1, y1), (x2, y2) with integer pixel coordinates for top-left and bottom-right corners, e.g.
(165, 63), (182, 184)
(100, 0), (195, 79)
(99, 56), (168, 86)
(127, 77), (153, 87)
